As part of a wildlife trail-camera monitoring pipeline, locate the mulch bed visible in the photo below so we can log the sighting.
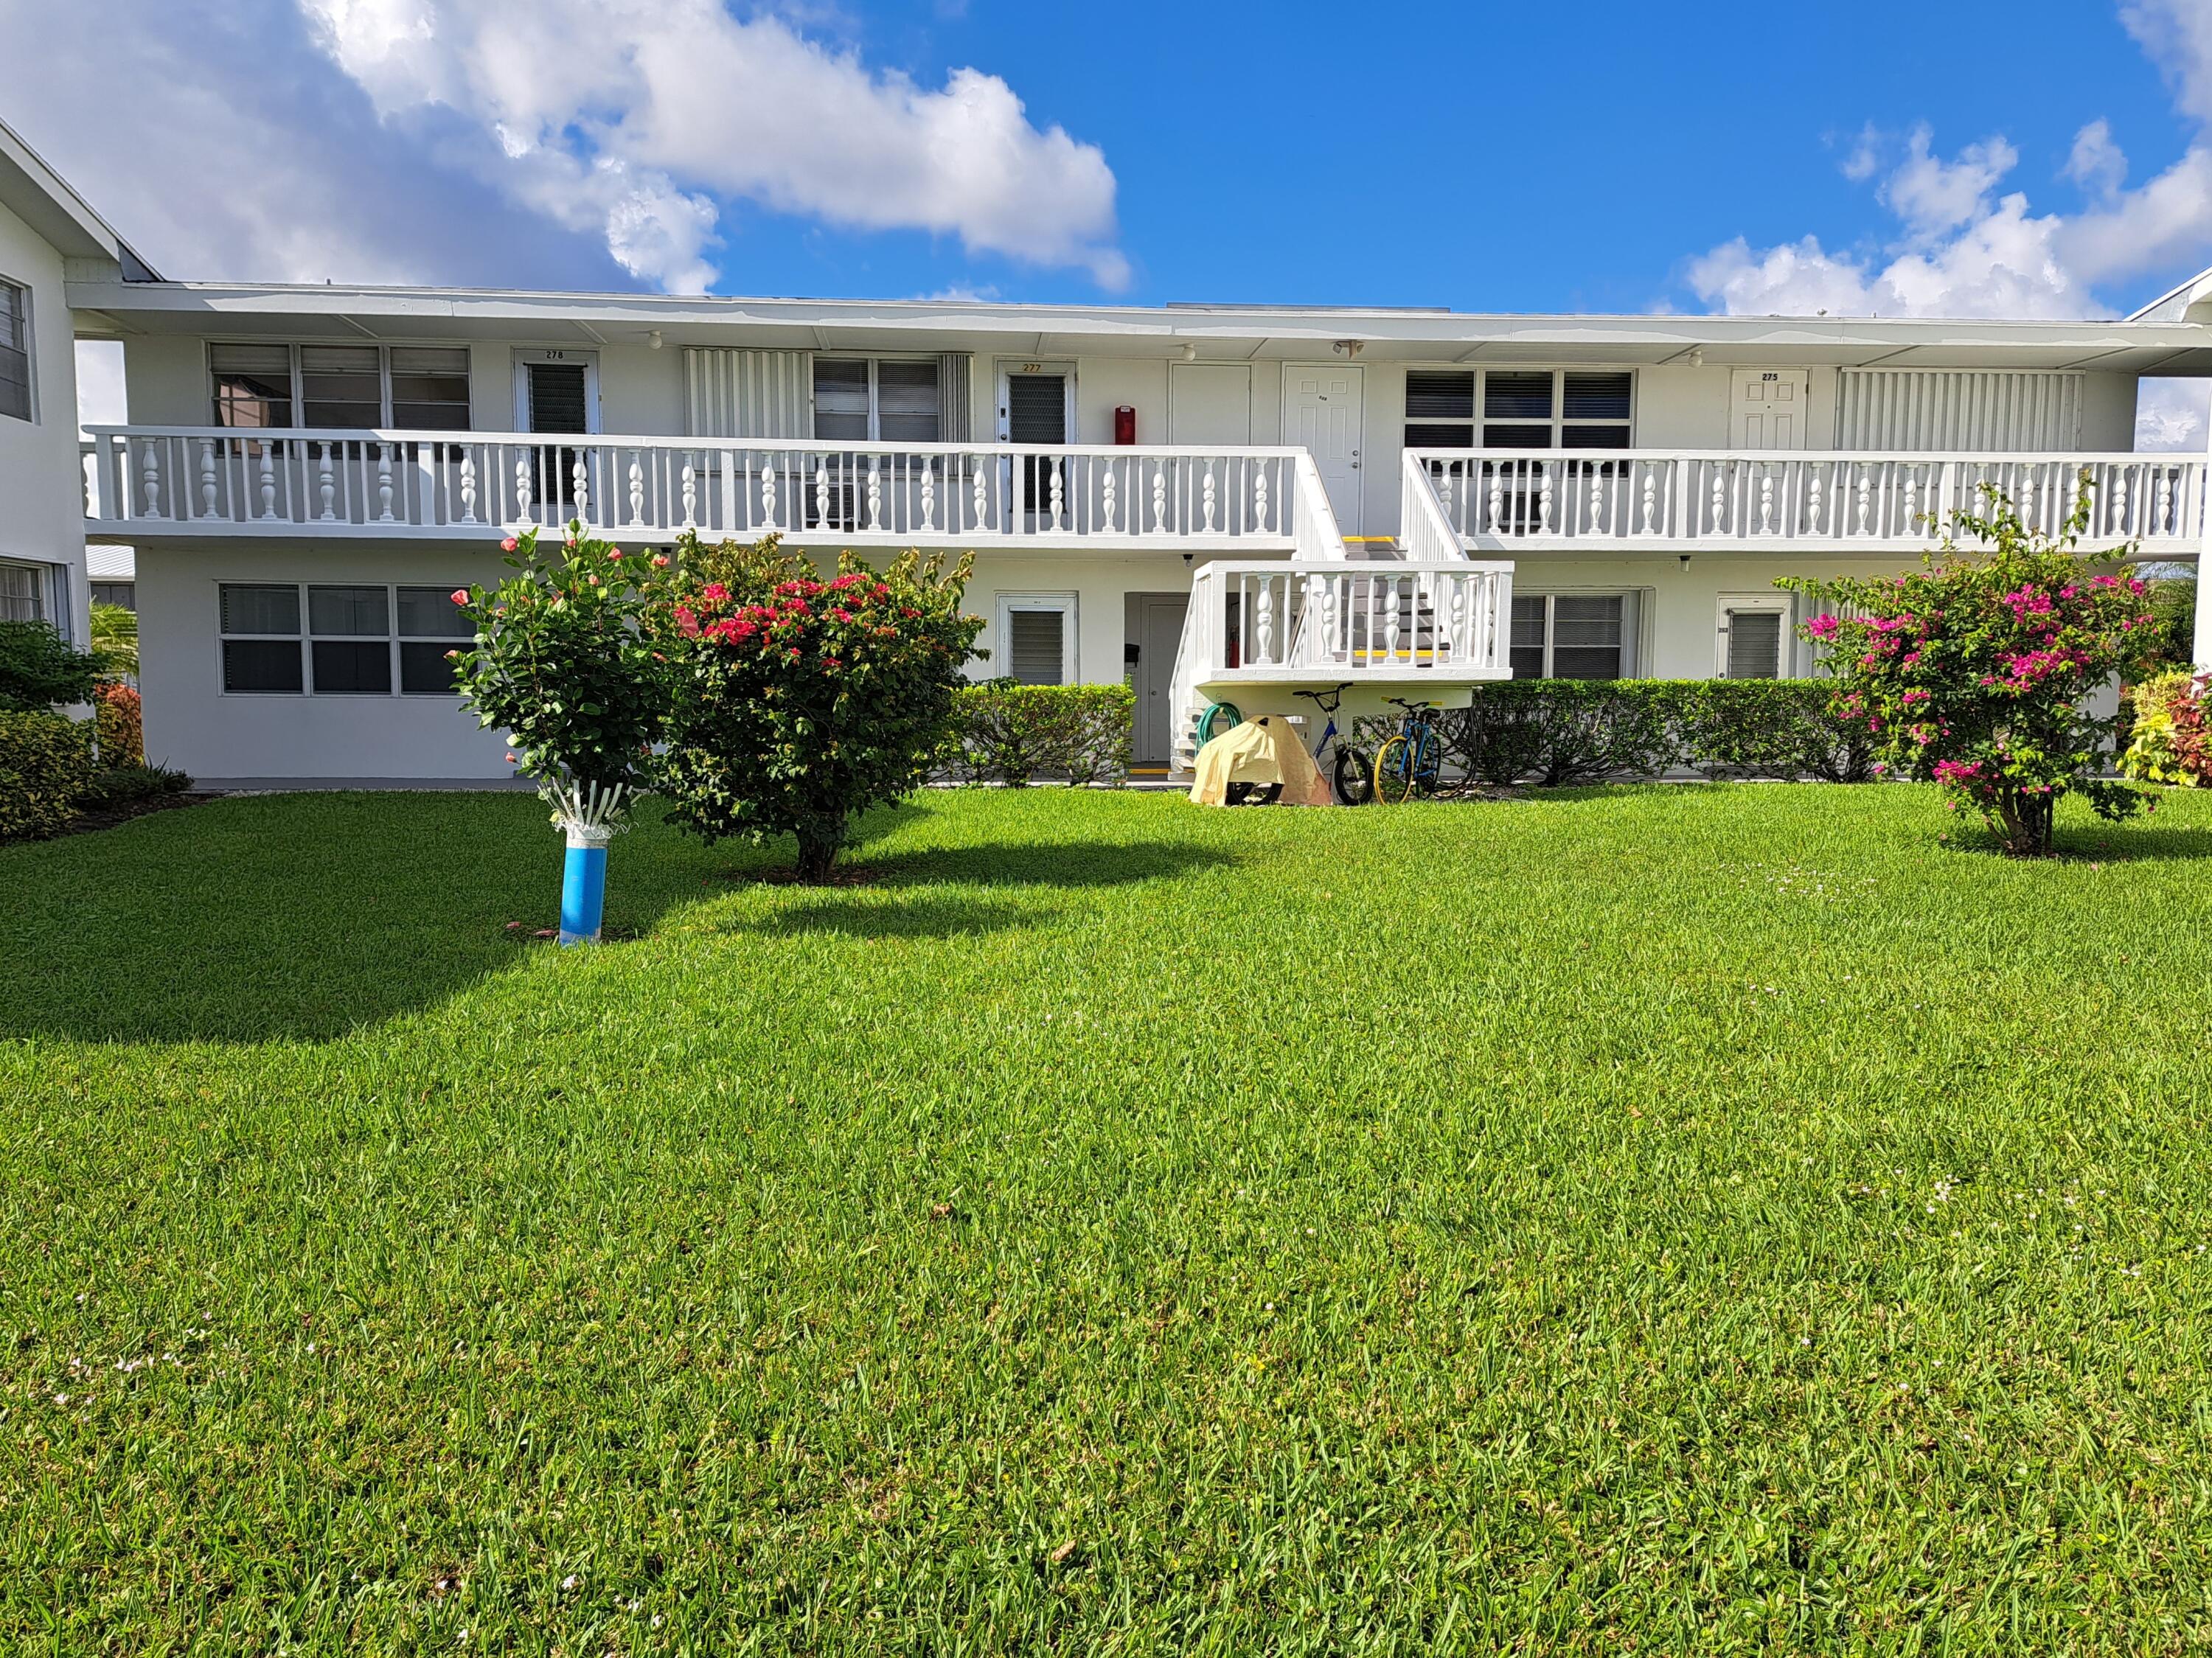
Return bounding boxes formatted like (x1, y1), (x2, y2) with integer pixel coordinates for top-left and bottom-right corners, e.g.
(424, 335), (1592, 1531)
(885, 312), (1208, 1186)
(49, 792), (224, 840)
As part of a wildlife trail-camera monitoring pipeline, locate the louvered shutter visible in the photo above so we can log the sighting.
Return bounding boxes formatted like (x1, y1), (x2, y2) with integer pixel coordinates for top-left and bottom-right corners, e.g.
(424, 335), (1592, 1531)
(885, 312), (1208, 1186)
(684, 348), (813, 437)
(1837, 370), (2081, 451)
(938, 353), (972, 442)
(1006, 610), (1065, 685)
(1725, 610), (1784, 679)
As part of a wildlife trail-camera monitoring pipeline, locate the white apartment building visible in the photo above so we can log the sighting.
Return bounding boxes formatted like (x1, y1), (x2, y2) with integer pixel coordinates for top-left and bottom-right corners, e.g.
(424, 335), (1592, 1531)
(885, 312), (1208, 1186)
(0, 121), (150, 653)
(67, 271), (2212, 783)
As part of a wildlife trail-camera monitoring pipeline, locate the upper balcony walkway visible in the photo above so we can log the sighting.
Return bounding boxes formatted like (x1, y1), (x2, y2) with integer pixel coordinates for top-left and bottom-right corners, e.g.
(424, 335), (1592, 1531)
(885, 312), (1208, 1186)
(1403, 448), (2209, 558)
(83, 428), (1336, 555)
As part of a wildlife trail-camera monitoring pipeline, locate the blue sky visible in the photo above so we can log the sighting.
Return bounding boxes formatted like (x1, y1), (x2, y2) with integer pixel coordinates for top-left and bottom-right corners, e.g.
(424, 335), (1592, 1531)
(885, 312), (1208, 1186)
(7, 0), (2212, 326)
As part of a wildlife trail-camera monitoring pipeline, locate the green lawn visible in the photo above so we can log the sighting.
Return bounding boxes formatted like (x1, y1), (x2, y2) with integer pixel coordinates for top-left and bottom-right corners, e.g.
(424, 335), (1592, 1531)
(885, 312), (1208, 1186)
(4, 784), (2212, 1654)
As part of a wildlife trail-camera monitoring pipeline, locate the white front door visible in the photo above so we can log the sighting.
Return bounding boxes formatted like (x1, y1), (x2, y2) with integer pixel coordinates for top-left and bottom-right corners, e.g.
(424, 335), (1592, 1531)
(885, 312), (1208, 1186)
(1284, 363), (1363, 528)
(1717, 593), (1792, 678)
(1730, 369), (1809, 450)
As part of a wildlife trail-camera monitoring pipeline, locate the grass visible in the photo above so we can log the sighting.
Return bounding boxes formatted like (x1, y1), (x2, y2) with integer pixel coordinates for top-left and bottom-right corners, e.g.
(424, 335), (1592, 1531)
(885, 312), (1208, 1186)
(4, 783), (2212, 1654)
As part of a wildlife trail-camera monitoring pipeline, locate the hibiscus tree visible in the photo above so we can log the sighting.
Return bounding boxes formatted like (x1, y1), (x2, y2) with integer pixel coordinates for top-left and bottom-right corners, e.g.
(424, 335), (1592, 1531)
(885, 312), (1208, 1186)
(1784, 481), (2163, 855)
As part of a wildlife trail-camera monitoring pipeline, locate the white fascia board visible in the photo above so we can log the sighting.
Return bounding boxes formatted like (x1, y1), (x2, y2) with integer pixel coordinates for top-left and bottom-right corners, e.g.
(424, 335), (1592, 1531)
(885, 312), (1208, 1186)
(58, 278), (2212, 367)
(0, 118), (130, 264)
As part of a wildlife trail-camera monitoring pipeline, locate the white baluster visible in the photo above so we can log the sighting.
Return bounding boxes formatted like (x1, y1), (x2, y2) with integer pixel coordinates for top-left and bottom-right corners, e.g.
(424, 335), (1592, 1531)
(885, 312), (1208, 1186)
(1102, 463), (1118, 534)
(1251, 464), (1267, 535)
(1806, 466), (1824, 535)
(866, 456), (883, 530)
(1855, 465), (1872, 534)
(260, 446), (278, 520)
(516, 453), (535, 526)
(1201, 459), (1217, 533)
(1321, 575), (1340, 658)
(920, 460), (937, 532)
(760, 459), (777, 529)
(2112, 466), (2130, 533)
(1711, 464), (1728, 535)
(571, 455), (589, 528)
(1588, 470), (1604, 534)
(1487, 467), (1505, 534)
(319, 442), (337, 521)
(1447, 577), (1466, 663)
(1439, 470), (1455, 520)
(971, 459), (987, 531)
(2156, 467), (2174, 536)
(1902, 467), (1919, 538)
(1384, 577), (1402, 658)
(372, 443), (393, 523)
(1048, 455), (1065, 530)
(627, 452), (644, 526)
(681, 455), (698, 528)
(198, 438), (217, 518)
(2018, 470), (2036, 532)
(1538, 461), (1554, 532)
(1640, 463), (1657, 534)
(1256, 577), (1276, 663)
(459, 447), (478, 523)
(1152, 459), (1168, 534)
(813, 456), (830, 526)
(142, 439), (162, 518)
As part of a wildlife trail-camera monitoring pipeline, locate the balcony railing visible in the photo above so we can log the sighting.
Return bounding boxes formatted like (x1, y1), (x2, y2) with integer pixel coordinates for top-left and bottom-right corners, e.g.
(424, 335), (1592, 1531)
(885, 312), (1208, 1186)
(1405, 448), (2208, 554)
(82, 428), (1318, 549)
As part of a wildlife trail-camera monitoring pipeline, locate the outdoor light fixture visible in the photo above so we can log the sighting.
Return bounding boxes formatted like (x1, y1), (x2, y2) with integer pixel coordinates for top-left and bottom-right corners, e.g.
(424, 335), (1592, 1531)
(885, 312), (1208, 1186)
(1181, 342), (1197, 360)
(1332, 339), (1363, 358)
(648, 330), (664, 349)
(1686, 347), (1704, 368)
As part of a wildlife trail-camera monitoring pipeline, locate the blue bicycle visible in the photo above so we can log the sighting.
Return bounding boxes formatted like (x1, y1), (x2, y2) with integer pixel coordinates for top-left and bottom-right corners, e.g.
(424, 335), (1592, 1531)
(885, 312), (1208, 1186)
(1372, 697), (1443, 804)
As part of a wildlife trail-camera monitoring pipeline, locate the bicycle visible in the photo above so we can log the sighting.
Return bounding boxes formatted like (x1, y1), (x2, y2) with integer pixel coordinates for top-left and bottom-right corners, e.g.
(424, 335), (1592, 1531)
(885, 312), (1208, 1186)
(1291, 683), (1373, 805)
(1373, 697), (1444, 804)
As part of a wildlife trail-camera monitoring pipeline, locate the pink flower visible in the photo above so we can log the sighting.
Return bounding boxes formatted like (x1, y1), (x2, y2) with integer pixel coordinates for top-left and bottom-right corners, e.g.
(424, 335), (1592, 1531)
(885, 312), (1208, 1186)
(608, 548), (623, 561)
(500, 536), (519, 553)
(450, 588), (469, 605)
(650, 554), (669, 568)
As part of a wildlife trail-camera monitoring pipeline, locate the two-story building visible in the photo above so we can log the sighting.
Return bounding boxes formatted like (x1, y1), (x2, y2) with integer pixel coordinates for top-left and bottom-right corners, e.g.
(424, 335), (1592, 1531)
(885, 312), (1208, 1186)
(0, 119), (152, 655)
(69, 275), (2212, 785)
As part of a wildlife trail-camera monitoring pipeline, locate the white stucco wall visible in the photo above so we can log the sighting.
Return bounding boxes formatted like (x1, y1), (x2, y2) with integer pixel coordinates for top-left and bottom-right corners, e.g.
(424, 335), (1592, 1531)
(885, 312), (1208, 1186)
(0, 194), (89, 641)
(136, 538), (515, 781)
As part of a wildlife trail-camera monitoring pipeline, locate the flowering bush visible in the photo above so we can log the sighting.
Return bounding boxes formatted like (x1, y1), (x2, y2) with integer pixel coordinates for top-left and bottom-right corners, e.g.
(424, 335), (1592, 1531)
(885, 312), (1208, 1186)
(655, 535), (983, 879)
(448, 523), (675, 819)
(2121, 669), (2212, 787)
(1783, 482), (2163, 855)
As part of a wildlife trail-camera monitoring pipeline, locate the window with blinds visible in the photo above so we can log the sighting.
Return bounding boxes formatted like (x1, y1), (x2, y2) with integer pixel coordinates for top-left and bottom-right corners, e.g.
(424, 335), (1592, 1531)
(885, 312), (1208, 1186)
(0, 563), (44, 624)
(220, 582), (471, 696)
(1836, 369), (2081, 451)
(1510, 593), (1631, 679)
(0, 281), (29, 422)
(813, 358), (943, 442)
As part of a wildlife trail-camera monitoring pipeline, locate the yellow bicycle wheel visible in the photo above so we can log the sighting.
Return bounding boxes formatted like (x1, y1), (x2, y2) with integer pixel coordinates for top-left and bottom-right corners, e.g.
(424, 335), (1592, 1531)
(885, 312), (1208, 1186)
(1374, 734), (1418, 805)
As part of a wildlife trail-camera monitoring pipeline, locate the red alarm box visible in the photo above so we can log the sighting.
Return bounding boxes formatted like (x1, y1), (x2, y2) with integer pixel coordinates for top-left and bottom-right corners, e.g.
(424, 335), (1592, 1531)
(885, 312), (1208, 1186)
(1113, 405), (1136, 445)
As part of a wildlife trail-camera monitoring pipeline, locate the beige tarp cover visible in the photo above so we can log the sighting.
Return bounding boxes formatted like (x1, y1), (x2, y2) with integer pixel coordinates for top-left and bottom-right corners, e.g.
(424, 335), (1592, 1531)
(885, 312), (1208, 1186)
(1188, 714), (1332, 807)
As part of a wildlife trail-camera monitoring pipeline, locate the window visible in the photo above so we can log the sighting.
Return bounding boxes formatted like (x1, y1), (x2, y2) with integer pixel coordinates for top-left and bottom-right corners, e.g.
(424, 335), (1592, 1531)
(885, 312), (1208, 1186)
(813, 358), (942, 442)
(995, 593), (1075, 686)
(0, 280), (29, 422)
(1510, 593), (1631, 680)
(308, 585), (392, 694)
(1403, 368), (1634, 453)
(220, 583), (305, 693)
(0, 562), (45, 624)
(396, 585), (472, 694)
(210, 344), (473, 431)
(219, 582), (471, 696)
(90, 581), (136, 610)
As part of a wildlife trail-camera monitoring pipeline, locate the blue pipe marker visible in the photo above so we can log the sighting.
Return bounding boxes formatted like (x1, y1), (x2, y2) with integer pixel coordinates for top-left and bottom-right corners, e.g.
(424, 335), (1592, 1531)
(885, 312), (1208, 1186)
(558, 827), (610, 945)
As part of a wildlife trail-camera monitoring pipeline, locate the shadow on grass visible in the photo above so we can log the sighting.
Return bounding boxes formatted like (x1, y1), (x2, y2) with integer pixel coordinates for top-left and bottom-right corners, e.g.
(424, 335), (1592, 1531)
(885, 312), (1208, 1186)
(0, 792), (754, 1045)
(0, 793), (1225, 1043)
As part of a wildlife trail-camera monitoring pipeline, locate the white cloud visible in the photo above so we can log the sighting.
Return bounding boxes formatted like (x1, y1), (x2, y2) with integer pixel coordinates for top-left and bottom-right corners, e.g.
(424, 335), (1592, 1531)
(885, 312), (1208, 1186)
(1686, 0), (2212, 321)
(2135, 376), (2211, 450)
(295, 0), (1127, 292)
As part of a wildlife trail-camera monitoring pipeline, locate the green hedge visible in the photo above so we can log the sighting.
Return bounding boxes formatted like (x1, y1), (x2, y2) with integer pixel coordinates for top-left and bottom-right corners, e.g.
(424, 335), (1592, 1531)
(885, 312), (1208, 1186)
(947, 682), (1136, 787)
(1357, 680), (1874, 790)
(0, 711), (101, 840)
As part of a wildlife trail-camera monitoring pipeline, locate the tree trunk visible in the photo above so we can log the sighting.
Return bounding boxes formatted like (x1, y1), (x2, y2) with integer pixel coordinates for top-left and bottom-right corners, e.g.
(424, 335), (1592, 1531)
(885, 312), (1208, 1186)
(793, 818), (846, 883)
